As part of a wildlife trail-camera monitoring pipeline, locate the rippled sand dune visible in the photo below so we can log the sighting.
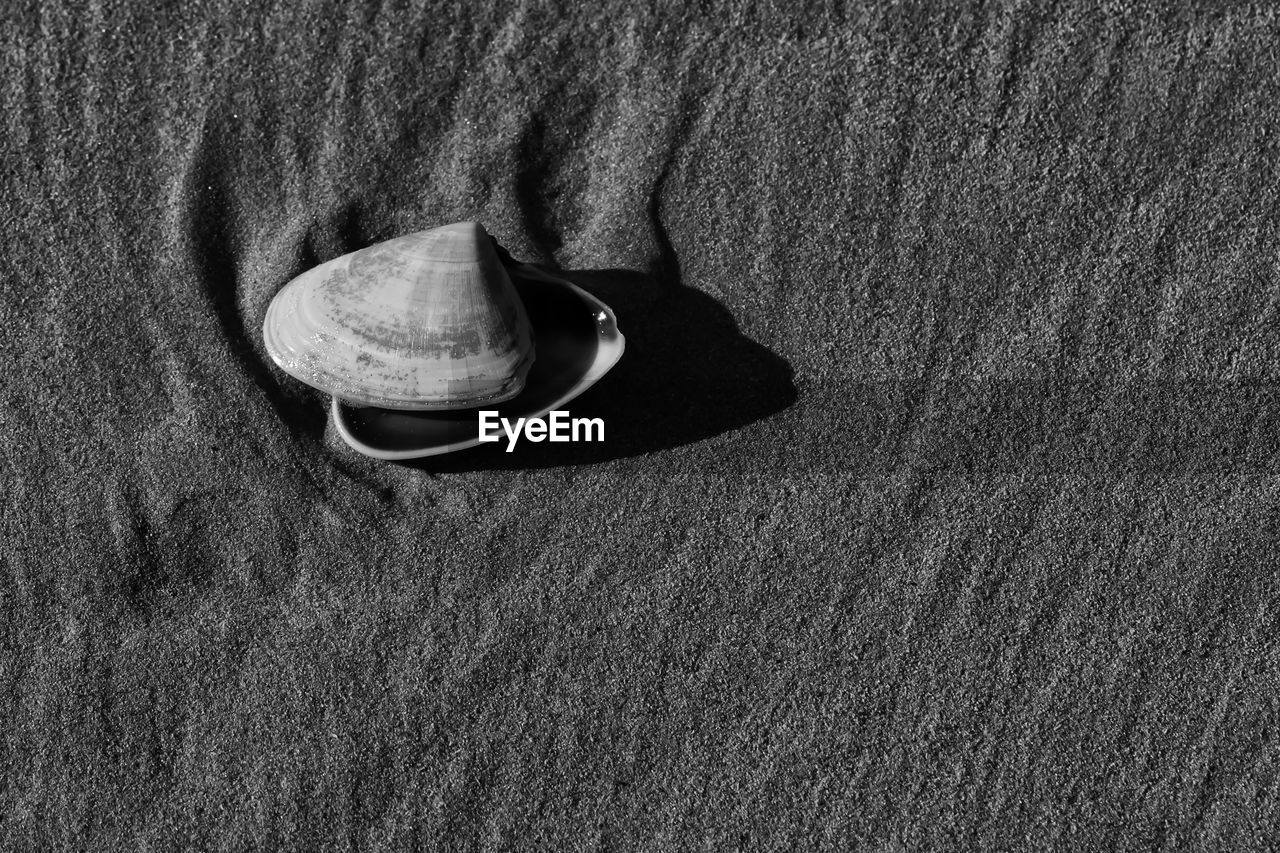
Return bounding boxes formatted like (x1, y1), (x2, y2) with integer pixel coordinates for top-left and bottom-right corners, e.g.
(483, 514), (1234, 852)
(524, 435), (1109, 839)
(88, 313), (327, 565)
(3, 3), (1278, 848)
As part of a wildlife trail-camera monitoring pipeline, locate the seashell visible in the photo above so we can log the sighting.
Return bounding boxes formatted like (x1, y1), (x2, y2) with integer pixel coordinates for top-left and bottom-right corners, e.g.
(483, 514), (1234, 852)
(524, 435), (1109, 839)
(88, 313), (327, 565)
(262, 221), (535, 410)
(332, 264), (626, 460)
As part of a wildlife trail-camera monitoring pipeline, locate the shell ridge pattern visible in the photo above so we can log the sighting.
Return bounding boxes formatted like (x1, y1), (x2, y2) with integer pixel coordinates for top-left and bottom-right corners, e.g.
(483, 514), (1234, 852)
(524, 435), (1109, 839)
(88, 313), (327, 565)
(262, 221), (535, 410)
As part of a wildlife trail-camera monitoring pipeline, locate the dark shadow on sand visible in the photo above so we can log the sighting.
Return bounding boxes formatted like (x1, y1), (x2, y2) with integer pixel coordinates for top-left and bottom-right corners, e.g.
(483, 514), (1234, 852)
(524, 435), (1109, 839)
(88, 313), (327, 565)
(399, 267), (798, 471)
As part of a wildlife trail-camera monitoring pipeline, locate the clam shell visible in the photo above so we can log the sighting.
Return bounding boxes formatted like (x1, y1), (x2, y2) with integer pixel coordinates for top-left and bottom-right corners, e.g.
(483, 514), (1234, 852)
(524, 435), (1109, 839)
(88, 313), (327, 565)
(262, 221), (535, 410)
(332, 265), (626, 460)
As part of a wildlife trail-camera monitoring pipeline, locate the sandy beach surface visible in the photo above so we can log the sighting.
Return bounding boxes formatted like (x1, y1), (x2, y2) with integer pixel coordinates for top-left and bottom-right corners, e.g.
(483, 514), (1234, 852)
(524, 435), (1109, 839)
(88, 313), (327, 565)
(4, 2), (1279, 848)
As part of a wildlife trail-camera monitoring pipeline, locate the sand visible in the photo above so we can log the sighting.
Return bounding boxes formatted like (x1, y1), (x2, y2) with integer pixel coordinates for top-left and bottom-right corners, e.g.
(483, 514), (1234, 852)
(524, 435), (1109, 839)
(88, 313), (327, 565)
(3, 2), (1279, 848)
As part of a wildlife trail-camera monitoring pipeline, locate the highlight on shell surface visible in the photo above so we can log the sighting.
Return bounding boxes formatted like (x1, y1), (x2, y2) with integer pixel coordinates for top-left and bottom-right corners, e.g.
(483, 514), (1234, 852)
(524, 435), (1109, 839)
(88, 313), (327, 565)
(262, 221), (535, 411)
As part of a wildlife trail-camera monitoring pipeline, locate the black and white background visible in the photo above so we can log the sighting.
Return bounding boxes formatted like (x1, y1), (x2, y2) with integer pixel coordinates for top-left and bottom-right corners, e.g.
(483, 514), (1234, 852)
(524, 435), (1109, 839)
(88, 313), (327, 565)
(4, 2), (1279, 848)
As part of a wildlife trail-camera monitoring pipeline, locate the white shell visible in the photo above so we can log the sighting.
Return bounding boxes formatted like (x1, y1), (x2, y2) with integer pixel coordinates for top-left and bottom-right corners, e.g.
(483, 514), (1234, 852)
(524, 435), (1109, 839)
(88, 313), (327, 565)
(262, 221), (534, 410)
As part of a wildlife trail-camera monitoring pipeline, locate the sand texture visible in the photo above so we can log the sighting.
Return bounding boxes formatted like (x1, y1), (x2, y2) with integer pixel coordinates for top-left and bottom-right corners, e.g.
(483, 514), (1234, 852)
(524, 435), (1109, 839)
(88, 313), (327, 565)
(3, 2), (1280, 849)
